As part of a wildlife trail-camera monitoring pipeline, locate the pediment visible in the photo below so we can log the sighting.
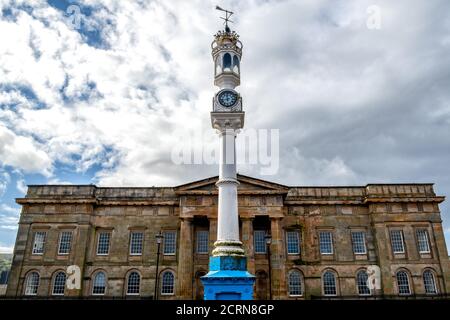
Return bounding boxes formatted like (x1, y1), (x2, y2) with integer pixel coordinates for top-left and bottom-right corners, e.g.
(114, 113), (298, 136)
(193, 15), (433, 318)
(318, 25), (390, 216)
(175, 174), (289, 195)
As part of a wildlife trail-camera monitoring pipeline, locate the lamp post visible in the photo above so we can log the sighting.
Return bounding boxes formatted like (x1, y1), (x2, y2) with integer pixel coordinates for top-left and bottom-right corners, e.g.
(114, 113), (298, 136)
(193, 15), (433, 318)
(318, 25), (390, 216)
(154, 231), (163, 300)
(265, 233), (272, 300)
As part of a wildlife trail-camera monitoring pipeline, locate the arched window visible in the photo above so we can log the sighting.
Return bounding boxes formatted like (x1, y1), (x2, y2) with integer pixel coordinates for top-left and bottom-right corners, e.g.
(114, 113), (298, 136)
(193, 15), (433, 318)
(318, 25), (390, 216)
(356, 270), (371, 296)
(161, 271), (175, 295)
(423, 270), (437, 294)
(25, 272), (40, 296)
(323, 271), (337, 296)
(127, 271), (140, 295)
(288, 270), (303, 296)
(52, 271), (66, 296)
(92, 271), (107, 295)
(223, 53), (232, 71)
(233, 55), (240, 74)
(396, 270), (411, 295)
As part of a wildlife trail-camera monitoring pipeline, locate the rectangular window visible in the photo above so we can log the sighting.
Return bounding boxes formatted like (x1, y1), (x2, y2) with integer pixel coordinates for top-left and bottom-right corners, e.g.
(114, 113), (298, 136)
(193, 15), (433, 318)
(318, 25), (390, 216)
(286, 231), (300, 255)
(163, 231), (176, 255)
(416, 229), (430, 253)
(390, 230), (405, 254)
(319, 231), (333, 255)
(254, 230), (267, 254)
(196, 231), (209, 254)
(32, 232), (46, 255)
(351, 232), (367, 254)
(58, 231), (73, 255)
(97, 232), (111, 255)
(129, 232), (144, 255)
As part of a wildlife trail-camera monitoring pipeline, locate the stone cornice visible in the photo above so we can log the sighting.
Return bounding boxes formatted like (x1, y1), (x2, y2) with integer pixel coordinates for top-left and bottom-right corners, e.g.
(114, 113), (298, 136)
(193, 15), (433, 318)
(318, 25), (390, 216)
(16, 198), (178, 206)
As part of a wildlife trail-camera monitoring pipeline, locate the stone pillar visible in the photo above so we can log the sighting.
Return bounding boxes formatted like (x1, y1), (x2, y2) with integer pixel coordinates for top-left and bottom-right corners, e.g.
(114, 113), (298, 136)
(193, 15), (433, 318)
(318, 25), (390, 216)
(241, 218), (255, 274)
(431, 222), (450, 293)
(177, 218), (194, 299)
(209, 218), (217, 255)
(270, 218), (286, 299)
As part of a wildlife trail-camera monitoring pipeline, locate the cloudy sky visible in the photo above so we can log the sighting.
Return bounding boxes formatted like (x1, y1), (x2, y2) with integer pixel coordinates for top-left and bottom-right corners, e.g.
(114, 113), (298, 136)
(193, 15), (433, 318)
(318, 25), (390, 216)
(0, 0), (449, 253)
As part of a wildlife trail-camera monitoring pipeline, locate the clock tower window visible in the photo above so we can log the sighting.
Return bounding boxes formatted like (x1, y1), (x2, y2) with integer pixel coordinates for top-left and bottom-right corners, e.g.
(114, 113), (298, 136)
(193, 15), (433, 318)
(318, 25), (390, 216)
(223, 53), (232, 71)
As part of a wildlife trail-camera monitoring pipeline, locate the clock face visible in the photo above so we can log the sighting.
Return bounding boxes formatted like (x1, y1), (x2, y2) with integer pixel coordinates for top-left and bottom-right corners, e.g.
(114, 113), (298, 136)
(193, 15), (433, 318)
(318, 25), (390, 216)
(218, 90), (238, 107)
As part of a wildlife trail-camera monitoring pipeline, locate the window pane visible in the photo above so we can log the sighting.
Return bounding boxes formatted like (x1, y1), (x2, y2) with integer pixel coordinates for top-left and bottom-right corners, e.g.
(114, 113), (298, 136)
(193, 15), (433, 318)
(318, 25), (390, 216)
(93, 272), (106, 295)
(423, 271), (437, 294)
(196, 231), (209, 254)
(58, 231), (72, 255)
(319, 232), (333, 254)
(161, 271), (175, 295)
(351, 232), (367, 254)
(25, 272), (40, 296)
(32, 232), (46, 255)
(130, 232), (144, 255)
(163, 231), (176, 255)
(127, 272), (140, 295)
(323, 271), (337, 296)
(416, 229), (430, 253)
(97, 233), (111, 255)
(390, 230), (405, 254)
(357, 271), (371, 295)
(286, 231), (300, 255)
(396, 271), (411, 295)
(52, 272), (66, 295)
(288, 271), (302, 296)
(254, 230), (266, 254)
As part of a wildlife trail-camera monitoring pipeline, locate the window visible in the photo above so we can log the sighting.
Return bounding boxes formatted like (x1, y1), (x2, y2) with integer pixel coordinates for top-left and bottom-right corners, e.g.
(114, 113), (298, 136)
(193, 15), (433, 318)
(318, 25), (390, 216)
(232, 55), (240, 73)
(129, 232), (144, 255)
(319, 231), (333, 254)
(351, 232), (367, 254)
(52, 272), (66, 296)
(32, 232), (46, 255)
(356, 270), (371, 296)
(288, 270), (303, 296)
(92, 272), (106, 295)
(423, 270), (437, 294)
(286, 231), (300, 255)
(127, 272), (140, 295)
(223, 53), (232, 70)
(254, 230), (267, 254)
(396, 271), (411, 295)
(323, 271), (337, 296)
(390, 230), (405, 254)
(58, 231), (72, 255)
(163, 231), (176, 255)
(416, 229), (430, 253)
(161, 271), (175, 295)
(97, 232), (111, 255)
(25, 272), (40, 296)
(196, 231), (209, 254)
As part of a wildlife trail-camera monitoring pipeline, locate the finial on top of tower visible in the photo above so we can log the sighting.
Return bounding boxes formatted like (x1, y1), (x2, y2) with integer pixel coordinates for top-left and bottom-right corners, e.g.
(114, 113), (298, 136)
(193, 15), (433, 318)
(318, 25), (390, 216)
(216, 5), (233, 33)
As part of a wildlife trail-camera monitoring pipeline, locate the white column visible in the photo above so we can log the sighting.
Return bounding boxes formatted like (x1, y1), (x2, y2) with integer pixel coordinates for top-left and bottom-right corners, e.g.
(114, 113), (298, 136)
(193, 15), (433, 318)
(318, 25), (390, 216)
(212, 128), (244, 256)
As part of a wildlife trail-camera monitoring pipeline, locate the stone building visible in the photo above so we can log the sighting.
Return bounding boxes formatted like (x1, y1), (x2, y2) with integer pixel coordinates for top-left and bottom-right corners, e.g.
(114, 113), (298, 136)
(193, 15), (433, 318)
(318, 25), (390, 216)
(5, 174), (450, 299)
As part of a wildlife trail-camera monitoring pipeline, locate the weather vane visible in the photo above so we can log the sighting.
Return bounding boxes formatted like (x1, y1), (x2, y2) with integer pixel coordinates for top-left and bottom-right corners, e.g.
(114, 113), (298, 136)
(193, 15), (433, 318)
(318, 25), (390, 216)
(216, 6), (233, 32)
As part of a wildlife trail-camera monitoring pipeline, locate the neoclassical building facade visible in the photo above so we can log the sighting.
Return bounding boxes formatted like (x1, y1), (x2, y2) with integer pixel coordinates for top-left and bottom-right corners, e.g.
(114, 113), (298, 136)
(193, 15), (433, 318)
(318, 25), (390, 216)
(5, 175), (450, 299)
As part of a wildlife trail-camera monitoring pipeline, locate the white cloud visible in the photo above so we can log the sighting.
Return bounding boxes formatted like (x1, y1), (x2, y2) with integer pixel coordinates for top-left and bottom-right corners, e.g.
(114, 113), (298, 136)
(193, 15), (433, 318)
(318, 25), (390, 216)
(16, 179), (27, 194)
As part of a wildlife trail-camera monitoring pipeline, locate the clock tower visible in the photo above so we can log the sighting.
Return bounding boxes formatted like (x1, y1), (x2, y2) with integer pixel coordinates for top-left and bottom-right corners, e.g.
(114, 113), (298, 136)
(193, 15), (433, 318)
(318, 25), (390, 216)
(201, 7), (255, 300)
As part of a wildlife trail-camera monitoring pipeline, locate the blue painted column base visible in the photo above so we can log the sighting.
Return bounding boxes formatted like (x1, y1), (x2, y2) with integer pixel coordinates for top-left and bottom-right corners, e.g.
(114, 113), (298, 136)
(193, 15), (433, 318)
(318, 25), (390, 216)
(201, 256), (255, 300)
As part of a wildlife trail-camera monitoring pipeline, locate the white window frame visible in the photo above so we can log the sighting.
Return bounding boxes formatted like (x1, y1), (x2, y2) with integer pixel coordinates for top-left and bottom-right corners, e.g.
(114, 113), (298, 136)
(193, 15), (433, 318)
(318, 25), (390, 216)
(319, 231), (334, 255)
(322, 271), (337, 296)
(396, 271), (411, 296)
(390, 230), (405, 254)
(351, 231), (367, 255)
(288, 270), (303, 297)
(416, 229), (431, 254)
(24, 272), (40, 296)
(286, 230), (300, 255)
(126, 271), (141, 296)
(32, 231), (46, 255)
(356, 270), (371, 296)
(129, 231), (144, 256)
(92, 271), (107, 296)
(96, 232), (111, 256)
(163, 231), (176, 256)
(58, 231), (73, 255)
(196, 230), (209, 254)
(161, 271), (175, 296)
(254, 230), (267, 254)
(423, 270), (438, 295)
(52, 272), (66, 296)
